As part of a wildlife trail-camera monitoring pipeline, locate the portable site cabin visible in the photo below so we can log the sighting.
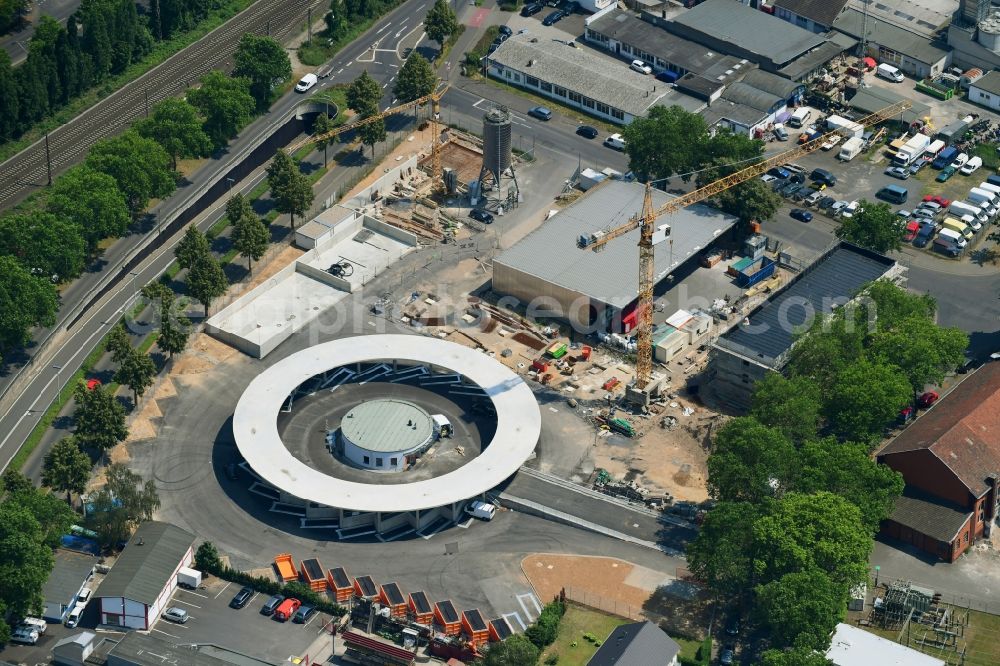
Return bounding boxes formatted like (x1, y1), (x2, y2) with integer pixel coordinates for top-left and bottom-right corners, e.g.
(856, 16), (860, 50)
(353, 575), (378, 600)
(434, 599), (461, 636)
(379, 583), (408, 618)
(462, 609), (489, 647)
(300, 558), (327, 592)
(327, 567), (353, 603)
(408, 591), (433, 624)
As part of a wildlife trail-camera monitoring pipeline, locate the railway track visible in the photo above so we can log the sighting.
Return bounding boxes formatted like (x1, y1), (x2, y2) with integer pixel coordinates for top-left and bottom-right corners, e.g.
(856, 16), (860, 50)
(0, 0), (320, 211)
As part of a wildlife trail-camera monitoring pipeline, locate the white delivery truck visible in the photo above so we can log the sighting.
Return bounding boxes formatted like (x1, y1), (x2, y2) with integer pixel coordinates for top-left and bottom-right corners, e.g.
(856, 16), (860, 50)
(938, 227), (968, 247)
(838, 136), (864, 161)
(968, 189), (997, 218)
(877, 63), (905, 82)
(177, 567), (202, 590)
(788, 107), (812, 128)
(950, 201), (989, 225)
(923, 139), (945, 159)
(978, 181), (1000, 197)
(894, 133), (931, 166)
(465, 500), (497, 521)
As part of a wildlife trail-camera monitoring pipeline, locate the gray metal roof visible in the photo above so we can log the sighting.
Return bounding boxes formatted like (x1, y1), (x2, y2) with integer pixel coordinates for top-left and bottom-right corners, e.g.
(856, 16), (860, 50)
(669, 0), (827, 66)
(488, 36), (680, 118)
(97, 521), (195, 606)
(773, 0), (849, 27)
(588, 621), (680, 666)
(777, 38), (855, 81)
(848, 86), (930, 126)
(720, 82), (782, 113)
(889, 489), (973, 544)
(715, 242), (895, 368)
(833, 8), (949, 66)
(341, 399), (433, 453)
(107, 632), (276, 666)
(586, 10), (749, 82)
(701, 101), (770, 130)
(43, 550), (96, 605)
(494, 179), (736, 309)
(740, 69), (804, 101)
(970, 70), (1000, 97)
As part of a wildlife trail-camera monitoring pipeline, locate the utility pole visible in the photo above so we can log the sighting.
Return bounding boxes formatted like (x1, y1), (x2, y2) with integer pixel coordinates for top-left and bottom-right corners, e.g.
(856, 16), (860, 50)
(266, 20), (271, 37)
(308, 7), (312, 42)
(857, 0), (870, 88)
(144, 88), (149, 118)
(44, 132), (52, 185)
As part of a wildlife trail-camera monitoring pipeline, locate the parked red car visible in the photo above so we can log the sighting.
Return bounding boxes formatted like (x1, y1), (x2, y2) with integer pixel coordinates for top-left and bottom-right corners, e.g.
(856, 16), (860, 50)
(903, 220), (920, 242)
(917, 391), (940, 408)
(272, 598), (301, 622)
(923, 194), (951, 207)
(85, 379), (102, 390)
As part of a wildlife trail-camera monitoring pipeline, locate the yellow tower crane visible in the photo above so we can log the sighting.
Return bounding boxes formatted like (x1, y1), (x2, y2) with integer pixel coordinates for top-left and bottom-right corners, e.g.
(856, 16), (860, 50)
(288, 84), (450, 189)
(582, 100), (911, 397)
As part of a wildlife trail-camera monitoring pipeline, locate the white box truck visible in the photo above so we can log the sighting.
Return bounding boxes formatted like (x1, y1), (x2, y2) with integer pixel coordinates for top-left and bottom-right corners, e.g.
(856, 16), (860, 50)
(967, 189), (997, 218)
(465, 501), (496, 521)
(894, 133), (931, 166)
(950, 201), (988, 225)
(177, 567), (202, 590)
(788, 107), (812, 129)
(923, 139), (945, 159)
(826, 115), (864, 139)
(838, 136), (864, 161)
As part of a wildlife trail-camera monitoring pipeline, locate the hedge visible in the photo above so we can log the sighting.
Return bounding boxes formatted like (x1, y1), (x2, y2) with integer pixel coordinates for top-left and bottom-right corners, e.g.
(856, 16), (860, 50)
(679, 636), (713, 666)
(525, 600), (566, 649)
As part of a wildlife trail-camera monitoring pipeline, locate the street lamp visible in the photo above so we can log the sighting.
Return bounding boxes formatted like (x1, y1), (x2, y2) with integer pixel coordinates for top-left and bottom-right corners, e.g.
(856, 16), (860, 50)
(226, 177), (235, 195)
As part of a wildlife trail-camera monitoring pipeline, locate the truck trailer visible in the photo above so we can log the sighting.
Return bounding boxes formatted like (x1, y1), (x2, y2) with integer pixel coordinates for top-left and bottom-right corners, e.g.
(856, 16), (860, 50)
(177, 567), (202, 590)
(893, 133), (931, 167)
(838, 136), (865, 161)
(825, 115), (864, 139)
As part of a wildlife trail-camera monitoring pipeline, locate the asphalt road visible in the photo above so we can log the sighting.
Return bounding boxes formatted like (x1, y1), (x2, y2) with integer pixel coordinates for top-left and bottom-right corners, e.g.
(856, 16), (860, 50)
(0, 0), (82, 64)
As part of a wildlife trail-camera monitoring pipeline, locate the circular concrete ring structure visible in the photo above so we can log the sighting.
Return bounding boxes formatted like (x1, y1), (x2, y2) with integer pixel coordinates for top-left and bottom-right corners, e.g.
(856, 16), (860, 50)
(340, 399), (435, 471)
(233, 335), (541, 514)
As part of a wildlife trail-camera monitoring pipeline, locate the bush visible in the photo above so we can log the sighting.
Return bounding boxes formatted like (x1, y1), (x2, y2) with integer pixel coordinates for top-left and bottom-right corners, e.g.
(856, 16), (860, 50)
(545, 654), (559, 664)
(678, 636), (713, 666)
(525, 600), (566, 649)
(194, 541), (221, 571)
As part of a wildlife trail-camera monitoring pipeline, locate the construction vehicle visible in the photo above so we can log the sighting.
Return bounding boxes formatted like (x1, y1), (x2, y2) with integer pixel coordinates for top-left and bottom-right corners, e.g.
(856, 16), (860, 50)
(576, 100), (910, 405)
(288, 85), (450, 193)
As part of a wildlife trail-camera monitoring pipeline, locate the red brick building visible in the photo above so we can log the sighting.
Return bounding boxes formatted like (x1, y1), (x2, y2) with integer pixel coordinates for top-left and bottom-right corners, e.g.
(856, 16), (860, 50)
(877, 363), (1000, 562)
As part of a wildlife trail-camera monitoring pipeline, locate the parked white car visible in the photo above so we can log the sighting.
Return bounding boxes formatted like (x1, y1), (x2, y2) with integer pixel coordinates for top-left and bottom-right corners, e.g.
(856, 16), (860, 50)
(840, 201), (860, 219)
(629, 59), (652, 75)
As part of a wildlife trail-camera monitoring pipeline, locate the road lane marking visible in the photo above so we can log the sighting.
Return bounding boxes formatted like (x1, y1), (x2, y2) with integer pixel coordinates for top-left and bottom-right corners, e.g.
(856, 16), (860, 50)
(152, 629), (181, 639)
(173, 599), (201, 608)
(377, 22), (392, 33)
(214, 582), (231, 599)
(382, 82), (388, 88)
(472, 98), (487, 109)
(182, 589), (209, 599)
(394, 24), (408, 39)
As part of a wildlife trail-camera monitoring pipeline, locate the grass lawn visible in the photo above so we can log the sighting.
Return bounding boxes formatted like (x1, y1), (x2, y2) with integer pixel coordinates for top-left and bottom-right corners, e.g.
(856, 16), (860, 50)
(862, 607), (1000, 666)
(906, 163), (980, 203)
(972, 142), (1000, 170)
(538, 604), (629, 666)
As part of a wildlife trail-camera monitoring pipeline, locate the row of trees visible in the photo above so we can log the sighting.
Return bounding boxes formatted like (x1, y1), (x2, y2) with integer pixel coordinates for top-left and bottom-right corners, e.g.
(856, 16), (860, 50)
(687, 282), (966, 661)
(0, 34), (290, 364)
(0, 0), (254, 144)
(621, 105), (782, 228)
(0, 0), (27, 34)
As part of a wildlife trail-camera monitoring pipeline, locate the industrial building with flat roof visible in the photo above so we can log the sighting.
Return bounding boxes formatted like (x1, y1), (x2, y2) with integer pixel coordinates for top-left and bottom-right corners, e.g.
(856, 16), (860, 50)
(708, 242), (899, 411)
(663, 0), (853, 80)
(833, 8), (951, 78)
(486, 34), (703, 124)
(701, 69), (806, 136)
(492, 179), (736, 332)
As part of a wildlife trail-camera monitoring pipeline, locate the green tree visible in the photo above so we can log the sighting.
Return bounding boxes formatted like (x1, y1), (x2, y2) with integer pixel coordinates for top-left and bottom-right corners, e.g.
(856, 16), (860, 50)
(862, 280), (936, 330)
(86, 130), (175, 214)
(394, 53), (436, 103)
(267, 150), (314, 228)
(106, 323), (133, 364)
(753, 492), (871, 589)
(0, 50), (19, 142)
(760, 648), (834, 666)
(718, 178), (782, 227)
(622, 105), (708, 182)
(233, 33), (292, 111)
(423, 0), (458, 52)
(188, 71), (256, 149)
(232, 209), (269, 274)
(481, 634), (539, 666)
(136, 97), (211, 168)
(0, 501), (53, 619)
(686, 501), (759, 595)
(85, 463), (160, 548)
(346, 70), (381, 115)
(73, 381), (128, 454)
(2, 468), (34, 495)
(708, 417), (797, 503)
(870, 317), (967, 396)
(144, 283), (191, 359)
(42, 436), (91, 504)
(175, 225), (210, 270)
(835, 199), (902, 253)
(826, 359), (911, 443)
(749, 374), (823, 444)
(754, 569), (847, 651)
(3, 479), (75, 549)
(225, 192), (254, 228)
(0, 0), (28, 38)
(187, 254), (228, 315)
(797, 438), (903, 534)
(312, 112), (336, 167)
(358, 114), (386, 158)
(115, 345), (156, 406)
(0, 211), (87, 281)
(195, 541), (221, 571)
(0, 256), (58, 361)
(46, 165), (130, 253)
(788, 315), (865, 387)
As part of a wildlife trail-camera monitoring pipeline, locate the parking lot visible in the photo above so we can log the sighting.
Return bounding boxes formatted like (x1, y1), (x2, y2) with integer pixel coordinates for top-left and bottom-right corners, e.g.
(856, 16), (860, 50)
(149, 577), (327, 663)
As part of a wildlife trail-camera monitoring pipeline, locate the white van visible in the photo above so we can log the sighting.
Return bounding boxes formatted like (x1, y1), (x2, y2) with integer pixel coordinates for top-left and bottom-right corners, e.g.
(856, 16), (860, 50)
(978, 181), (1000, 197)
(20, 617), (47, 635)
(65, 603), (85, 628)
(294, 73), (318, 93)
(465, 500), (496, 521)
(877, 63), (905, 83)
(788, 107), (812, 129)
(938, 227), (968, 247)
(960, 156), (983, 175)
(968, 187), (997, 215)
(960, 213), (982, 232)
(603, 133), (626, 150)
(950, 200), (988, 225)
